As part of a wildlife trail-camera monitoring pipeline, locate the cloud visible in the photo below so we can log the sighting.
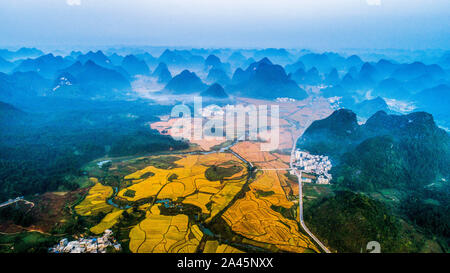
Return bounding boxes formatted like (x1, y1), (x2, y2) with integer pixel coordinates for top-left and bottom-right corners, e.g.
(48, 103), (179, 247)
(66, 0), (81, 6)
(366, 0), (381, 6)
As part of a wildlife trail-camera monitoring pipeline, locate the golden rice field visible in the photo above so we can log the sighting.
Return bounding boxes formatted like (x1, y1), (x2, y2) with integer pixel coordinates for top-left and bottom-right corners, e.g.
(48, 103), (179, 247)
(129, 214), (203, 253)
(75, 178), (114, 216)
(90, 208), (124, 235)
(117, 153), (248, 221)
(74, 130), (321, 253)
(222, 141), (318, 252)
(230, 141), (294, 208)
(250, 170), (293, 209)
(222, 190), (318, 253)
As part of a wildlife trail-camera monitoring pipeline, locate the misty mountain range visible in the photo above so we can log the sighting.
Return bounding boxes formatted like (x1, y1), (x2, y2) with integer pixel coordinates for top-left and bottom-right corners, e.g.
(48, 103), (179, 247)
(0, 47), (449, 127)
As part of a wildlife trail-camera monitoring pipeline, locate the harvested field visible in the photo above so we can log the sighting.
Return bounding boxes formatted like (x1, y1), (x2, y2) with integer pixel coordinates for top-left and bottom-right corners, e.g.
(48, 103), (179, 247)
(151, 117), (228, 151)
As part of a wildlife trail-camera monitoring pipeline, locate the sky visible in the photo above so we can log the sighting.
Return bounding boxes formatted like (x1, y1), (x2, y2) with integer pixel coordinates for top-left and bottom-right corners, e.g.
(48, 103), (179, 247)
(1, 0), (449, 50)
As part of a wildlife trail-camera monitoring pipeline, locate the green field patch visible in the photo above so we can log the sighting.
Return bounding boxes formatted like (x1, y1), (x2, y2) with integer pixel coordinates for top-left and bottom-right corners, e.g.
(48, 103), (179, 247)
(0, 232), (60, 253)
(139, 171), (155, 179)
(168, 173), (179, 182)
(205, 164), (243, 181)
(135, 156), (181, 169)
(255, 189), (275, 198)
(210, 140), (234, 151)
(270, 204), (296, 220)
(124, 189), (136, 198)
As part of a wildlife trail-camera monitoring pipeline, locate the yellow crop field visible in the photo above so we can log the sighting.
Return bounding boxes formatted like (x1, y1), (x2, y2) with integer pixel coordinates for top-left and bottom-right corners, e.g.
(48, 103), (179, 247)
(250, 171), (293, 209)
(90, 209), (124, 234)
(206, 180), (246, 223)
(203, 240), (244, 253)
(221, 141), (313, 251)
(75, 180), (114, 216)
(183, 192), (213, 213)
(129, 214), (203, 253)
(222, 191), (318, 253)
(118, 153), (248, 221)
(118, 155), (207, 201)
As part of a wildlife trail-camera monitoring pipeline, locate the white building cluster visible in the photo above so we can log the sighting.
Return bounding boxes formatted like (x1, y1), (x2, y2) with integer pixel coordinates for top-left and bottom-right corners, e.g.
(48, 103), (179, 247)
(52, 76), (73, 92)
(293, 150), (332, 184)
(49, 229), (121, 253)
(327, 96), (342, 110)
(276, 97), (297, 103)
(97, 160), (112, 168)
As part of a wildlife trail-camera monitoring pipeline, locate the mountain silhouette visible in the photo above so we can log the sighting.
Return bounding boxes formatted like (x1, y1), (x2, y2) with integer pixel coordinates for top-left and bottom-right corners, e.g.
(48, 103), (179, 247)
(0, 47), (43, 61)
(121, 54), (151, 76)
(55, 60), (131, 97)
(253, 48), (293, 65)
(227, 51), (246, 65)
(164, 70), (207, 94)
(351, 97), (390, 118)
(325, 68), (340, 85)
(285, 60), (306, 74)
(14, 54), (72, 79)
(200, 83), (229, 98)
(414, 84), (450, 127)
(391, 62), (445, 81)
(152, 62), (172, 84)
(0, 71), (50, 102)
(291, 67), (321, 85)
(76, 50), (112, 67)
(0, 57), (14, 73)
(135, 52), (158, 67)
(108, 53), (124, 66)
(206, 68), (230, 85)
(158, 49), (204, 69)
(373, 78), (408, 99)
(229, 58), (308, 100)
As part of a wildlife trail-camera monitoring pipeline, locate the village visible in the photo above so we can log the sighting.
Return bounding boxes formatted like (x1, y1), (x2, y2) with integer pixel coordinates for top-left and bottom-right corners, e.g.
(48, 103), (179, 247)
(292, 150), (332, 184)
(49, 229), (121, 253)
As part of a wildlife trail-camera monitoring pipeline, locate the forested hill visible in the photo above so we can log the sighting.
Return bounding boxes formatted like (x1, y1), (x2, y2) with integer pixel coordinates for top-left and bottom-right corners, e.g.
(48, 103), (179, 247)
(299, 109), (450, 252)
(298, 109), (450, 187)
(0, 99), (188, 202)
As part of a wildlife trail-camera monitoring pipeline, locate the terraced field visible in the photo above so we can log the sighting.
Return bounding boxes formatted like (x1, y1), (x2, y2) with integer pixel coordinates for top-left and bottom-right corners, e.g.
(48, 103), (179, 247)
(75, 178), (114, 216)
(116, 153), (248, 221)
(72, 142), (320, 253)
(222, 190), (318, 252)
(129, 214), (203, 253)
(71, 152), (251, 253)
(90, 209), (124, 234)
(226, 141), (319, 253)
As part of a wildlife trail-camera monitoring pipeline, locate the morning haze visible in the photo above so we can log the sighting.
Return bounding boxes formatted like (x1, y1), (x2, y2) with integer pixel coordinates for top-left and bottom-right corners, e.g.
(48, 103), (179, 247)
(1, 0), (449, 49)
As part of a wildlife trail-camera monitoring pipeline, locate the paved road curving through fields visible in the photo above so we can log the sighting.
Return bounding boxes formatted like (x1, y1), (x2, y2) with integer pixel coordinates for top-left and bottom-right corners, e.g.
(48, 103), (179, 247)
(290, 135), (331, 253)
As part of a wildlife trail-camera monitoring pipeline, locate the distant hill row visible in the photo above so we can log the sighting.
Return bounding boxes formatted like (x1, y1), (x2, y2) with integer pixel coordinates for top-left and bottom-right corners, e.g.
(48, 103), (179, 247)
(0, 51), (310, 101)
(1, 47), (449, 127)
